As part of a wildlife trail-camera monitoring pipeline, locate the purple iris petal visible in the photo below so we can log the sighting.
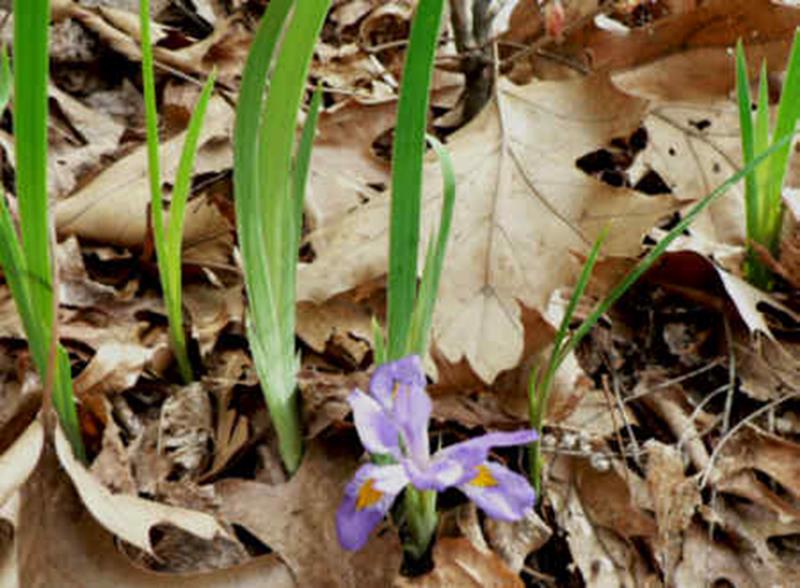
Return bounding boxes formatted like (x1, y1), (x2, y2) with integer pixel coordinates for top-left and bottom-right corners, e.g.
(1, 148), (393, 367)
(348, 389), (402, 457)
(403, 454), (468, 491)
(458, 461), (536, 521)
(391, 372), (432, 464)
(336, 463), (408, 551)
(404, 429), (539, 491)
(438, 429), (539, 478)
(369, 355), (426, 408)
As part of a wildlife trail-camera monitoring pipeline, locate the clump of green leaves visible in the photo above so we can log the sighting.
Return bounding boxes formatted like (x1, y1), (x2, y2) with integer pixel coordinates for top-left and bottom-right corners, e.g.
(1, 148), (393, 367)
(528, 128), (799, 497)
(233, 0), (330, 474)
(0, 0), (84, 459)
(139, 0), (217, 383)
(735, 31), (800, 289)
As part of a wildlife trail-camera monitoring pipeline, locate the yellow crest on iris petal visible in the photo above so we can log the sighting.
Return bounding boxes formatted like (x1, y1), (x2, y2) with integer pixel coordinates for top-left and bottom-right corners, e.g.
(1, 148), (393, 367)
(469, 464), (498, 488)
(356, 478), (383, 510)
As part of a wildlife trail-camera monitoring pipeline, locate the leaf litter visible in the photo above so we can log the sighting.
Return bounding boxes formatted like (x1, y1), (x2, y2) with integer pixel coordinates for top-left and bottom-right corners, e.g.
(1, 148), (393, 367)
(0, 0), (800, 586)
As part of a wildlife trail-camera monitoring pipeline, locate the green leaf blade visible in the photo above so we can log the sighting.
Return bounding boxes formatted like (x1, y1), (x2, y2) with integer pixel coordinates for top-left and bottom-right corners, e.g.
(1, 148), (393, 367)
(387, 0), (446, 360)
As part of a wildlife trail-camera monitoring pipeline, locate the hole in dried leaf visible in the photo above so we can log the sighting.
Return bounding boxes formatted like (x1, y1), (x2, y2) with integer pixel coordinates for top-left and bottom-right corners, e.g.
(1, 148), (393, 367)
(689, 119), (711, 132)
(634, 169), (672, 195)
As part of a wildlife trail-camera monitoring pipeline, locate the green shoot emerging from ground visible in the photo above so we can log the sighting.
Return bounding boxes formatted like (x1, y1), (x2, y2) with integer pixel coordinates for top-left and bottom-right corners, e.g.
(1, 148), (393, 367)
(736, 32), (800, 289)
(139, 0), (217, 384)
(234, 0), (330, 474)
(528, 130), (799, 498)
(0, 0), (84, 459)
(368, 0), (456, 561)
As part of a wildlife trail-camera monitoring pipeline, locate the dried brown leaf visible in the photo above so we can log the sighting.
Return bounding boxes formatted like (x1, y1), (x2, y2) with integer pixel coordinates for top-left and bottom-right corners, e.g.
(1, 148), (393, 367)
(484, 510), (551, 574)
(395, 537), (523, 588)
(300, 75), (679, 383)
(548, 457), (651, 588)
(0, 421), (43, 510)
(17, 444), (295, 588)
(573, 458), (657, 540)
(645, 440), (700, 580)
(582, 0), (800, 88)
(55, 424), (226, 556)
(217, 441), (402, 587)
(55, 97), (232, 248)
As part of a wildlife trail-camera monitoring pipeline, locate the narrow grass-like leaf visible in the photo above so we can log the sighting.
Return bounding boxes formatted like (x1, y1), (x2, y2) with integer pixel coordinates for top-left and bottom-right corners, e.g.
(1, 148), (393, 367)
(387, 0), (445, 360)
(735, 41), (757, 241)
(527, 229), (606, 495)
(0, 198), (35, 346)
(372, 316), (387, 365)
(766, 29), (800, 244)
(294, 87), (323, 231)
(140, 0), (217, 382)
(734, 34), (800, 286)
(163, 70), (218, 382)
(139, 0), (168, 274)
(754, 62), (771, 209)
(406, 135), (456, 356)
(15, 0), (53, 337)
(233, 0), (293, 424)
(0, 47), (11, 112)
(10, 0), (85, 459)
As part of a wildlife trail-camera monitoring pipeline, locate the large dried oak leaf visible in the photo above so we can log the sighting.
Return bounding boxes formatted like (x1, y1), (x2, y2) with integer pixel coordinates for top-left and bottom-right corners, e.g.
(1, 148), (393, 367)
(299, 76), (678, 382)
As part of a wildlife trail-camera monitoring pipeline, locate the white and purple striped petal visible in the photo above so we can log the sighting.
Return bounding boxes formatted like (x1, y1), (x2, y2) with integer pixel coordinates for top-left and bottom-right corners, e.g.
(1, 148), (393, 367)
(348, 389), (402, 458)
(391, 371), (432, 464)
(336, 463), (408, 551)
(369, 355), (426, 409)
(438, 430), (539, 471)
(458, 461), (536, 521)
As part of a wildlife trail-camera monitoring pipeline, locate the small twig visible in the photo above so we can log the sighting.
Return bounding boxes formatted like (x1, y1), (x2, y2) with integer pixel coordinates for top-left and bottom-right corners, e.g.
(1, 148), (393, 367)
(623, 360), (724, 403)
(699, 391), (800, 489)
(721, 317), (736, 434)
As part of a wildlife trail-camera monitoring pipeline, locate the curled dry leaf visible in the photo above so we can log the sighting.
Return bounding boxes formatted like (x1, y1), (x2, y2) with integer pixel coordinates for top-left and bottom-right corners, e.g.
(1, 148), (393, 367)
(55, 97), (233, 248)
(580, 0), (800, 87)
(297, 368), (369, 439)
(158, 383), (214, 480)
(573, 457), (657, 540)
(55, 236), (118, 309)
(547, 456), (651, 588)
(54, 424), (226, 556)
(644, 440), (700, 581)
(72, 342), (155, 424)
(305, 100), (395, 230)
(483, 509), (551, 575)
(637, 378), (712, 472)
(712, 426), (800, 517)
(61, 3), (241, 80)
(736, 336), (800, 401)
(0, 494), (18, 588)
(714, 499), (800, 586)
(0, 421), (43, 510)
(673, 523), (758, 588)
(296, 292), (374, 368)
(183, 284), (243, 358)
(217, 441), (403, 588)
(395, 537), (523, 588)
(300, 75), (679, 383)
(0, 84), (125, 201)
(18, 443), (295, 588)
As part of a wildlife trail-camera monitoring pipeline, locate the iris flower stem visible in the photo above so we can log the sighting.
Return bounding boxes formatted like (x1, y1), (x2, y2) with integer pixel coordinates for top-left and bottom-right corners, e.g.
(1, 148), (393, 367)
(403, 487), (437, 560)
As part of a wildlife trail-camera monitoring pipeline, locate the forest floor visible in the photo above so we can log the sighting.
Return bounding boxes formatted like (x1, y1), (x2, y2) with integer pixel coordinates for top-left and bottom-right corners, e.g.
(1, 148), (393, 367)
(2, 0), (800, 586)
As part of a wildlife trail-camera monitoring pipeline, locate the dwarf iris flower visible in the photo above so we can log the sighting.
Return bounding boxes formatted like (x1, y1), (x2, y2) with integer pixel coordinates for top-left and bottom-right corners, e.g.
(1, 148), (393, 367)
(336, 356), (537, 551)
